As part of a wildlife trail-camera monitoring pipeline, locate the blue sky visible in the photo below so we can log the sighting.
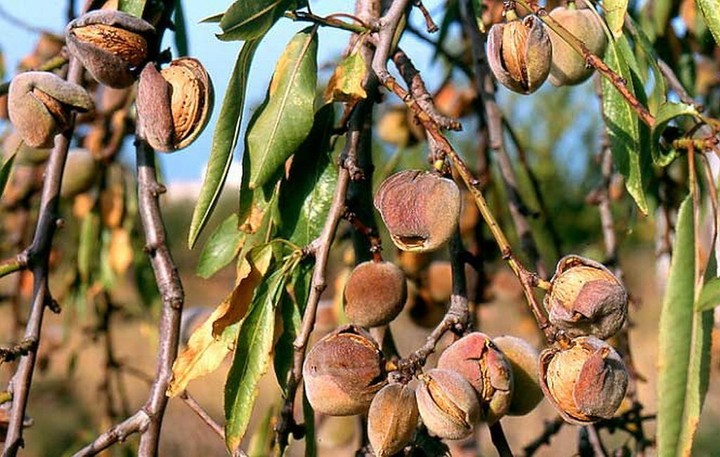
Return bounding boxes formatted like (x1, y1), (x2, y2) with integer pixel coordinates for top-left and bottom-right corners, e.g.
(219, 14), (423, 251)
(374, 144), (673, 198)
(0, 1), (446, 182)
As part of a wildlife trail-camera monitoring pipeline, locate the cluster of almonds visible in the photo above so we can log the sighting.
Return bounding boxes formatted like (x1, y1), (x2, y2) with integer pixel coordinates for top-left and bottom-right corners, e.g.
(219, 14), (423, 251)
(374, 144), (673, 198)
(304, 326), (543, 455)
(487, 2), (608, 93)
(5, 8), (213, 155)
(302, 168), (630, 453)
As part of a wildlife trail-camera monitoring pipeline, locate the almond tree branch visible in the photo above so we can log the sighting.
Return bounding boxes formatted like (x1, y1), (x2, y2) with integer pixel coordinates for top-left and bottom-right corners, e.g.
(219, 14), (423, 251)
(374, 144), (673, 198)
(458, 0), (548, 279)
(513, 0), (656, 127)
(74, 138), (186, 457)
(1, 57), (83, 457)
(375, 62), (556, 343)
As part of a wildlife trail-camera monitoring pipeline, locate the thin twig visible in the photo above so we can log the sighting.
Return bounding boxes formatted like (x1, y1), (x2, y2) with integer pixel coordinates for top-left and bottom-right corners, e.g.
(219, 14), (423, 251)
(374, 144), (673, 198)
(179, 390), (225, 441)
(458, 0), (548, 279)
(514, 0), (656, 127)
(275, 169), (350, 453)
(2, 57), (83, 457)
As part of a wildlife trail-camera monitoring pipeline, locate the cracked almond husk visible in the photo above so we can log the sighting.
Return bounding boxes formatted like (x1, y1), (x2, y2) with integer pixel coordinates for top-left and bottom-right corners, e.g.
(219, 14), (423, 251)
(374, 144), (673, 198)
(374, 170), (461, 253)
(539, 336), (628, 424)
(136, 58), (214, 152)
(545, 255), (627, 339)
(416, 368), (480, 439)
(487, 14), (552, 94)
(368, 383), (418, 456)
(437, 332), (514, 424)
(8, 72), (94, 148)
(66, 10), (155, 88)
(303, 325), (387, 416)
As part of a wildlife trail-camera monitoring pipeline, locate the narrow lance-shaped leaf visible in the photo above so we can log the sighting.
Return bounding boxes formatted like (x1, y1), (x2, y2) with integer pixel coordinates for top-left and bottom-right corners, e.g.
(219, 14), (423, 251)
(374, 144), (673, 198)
(697, 0), (720, 45)
(189, 39), (262, 248)
(196, 214), (245, 279)
(168, 246), (272, 397)
(277, 104), (338, 246)
(246, 27), (318, 189)
(605, 0), (628, 37)
(218, 0), (287, 42)
(0, 152), (16, 199)
(696, 277), (720, 312)
(225, 268), (286, 451)
(657, 196), (713, 456)
(601, 36), (650, 215)
(173, 0), (189, 57)
(118, 0), (146, 18)
(274, 259), (313, 392)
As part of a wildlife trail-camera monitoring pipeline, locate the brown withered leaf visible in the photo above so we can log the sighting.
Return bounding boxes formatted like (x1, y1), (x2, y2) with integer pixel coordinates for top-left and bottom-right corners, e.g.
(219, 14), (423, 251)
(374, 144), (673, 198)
(324, 48), (367, 103)
(211, 244), (274, 336)
(167, 245), (274, 397)
(167, 299), (237, 397)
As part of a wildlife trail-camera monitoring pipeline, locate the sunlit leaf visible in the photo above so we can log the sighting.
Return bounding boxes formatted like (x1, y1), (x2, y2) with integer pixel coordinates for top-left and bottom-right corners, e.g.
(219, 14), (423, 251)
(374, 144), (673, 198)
(324, 48), (367, 102)
(601, 36), (650, 215)
(197, 214), (245, 279)
(697, 0), (720, 45)
(247, 405), (276, 457)
(212, 244), (274, 336)
(167, 304), (238, 397)
(651, 101), (700, 167)
(200, 12), (224, 23)
(246, 27), (318, 189)
(218, 0), (287, 42)
(277, 104), (338, 246)
(189, 40), (262, 248)
(605, 0), (628, 37)
(696, 277), (720, 312)
(118, 0), (146, 17)
(224, 268), (286, 451)
(657, 196), (713, 456)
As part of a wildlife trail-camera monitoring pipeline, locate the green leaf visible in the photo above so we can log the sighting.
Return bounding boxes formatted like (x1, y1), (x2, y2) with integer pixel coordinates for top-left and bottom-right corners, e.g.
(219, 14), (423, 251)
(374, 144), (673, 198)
(200, 12), (224, 23)
(0, 152), (16, 199)
(196, 214), (245, 279)
(277, 104), (338, 246)
(605, 0), (628, 37)
(696, 277), (720, 312)
(657, 196), (714, 457)
(625, 16), (667, 112)
(224, 268), (286, 452)
(273, 259), (312, 392)
(651, 102), (700, 167)
(601, 36), (650, 215)
(697, 0), (720, 45)
(189, 39), (262, 248)
(246, 27), (318, 189)
(218, 0), (287, 42)
(173, 0), (189, 57)
(118, 0), (146, 17)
